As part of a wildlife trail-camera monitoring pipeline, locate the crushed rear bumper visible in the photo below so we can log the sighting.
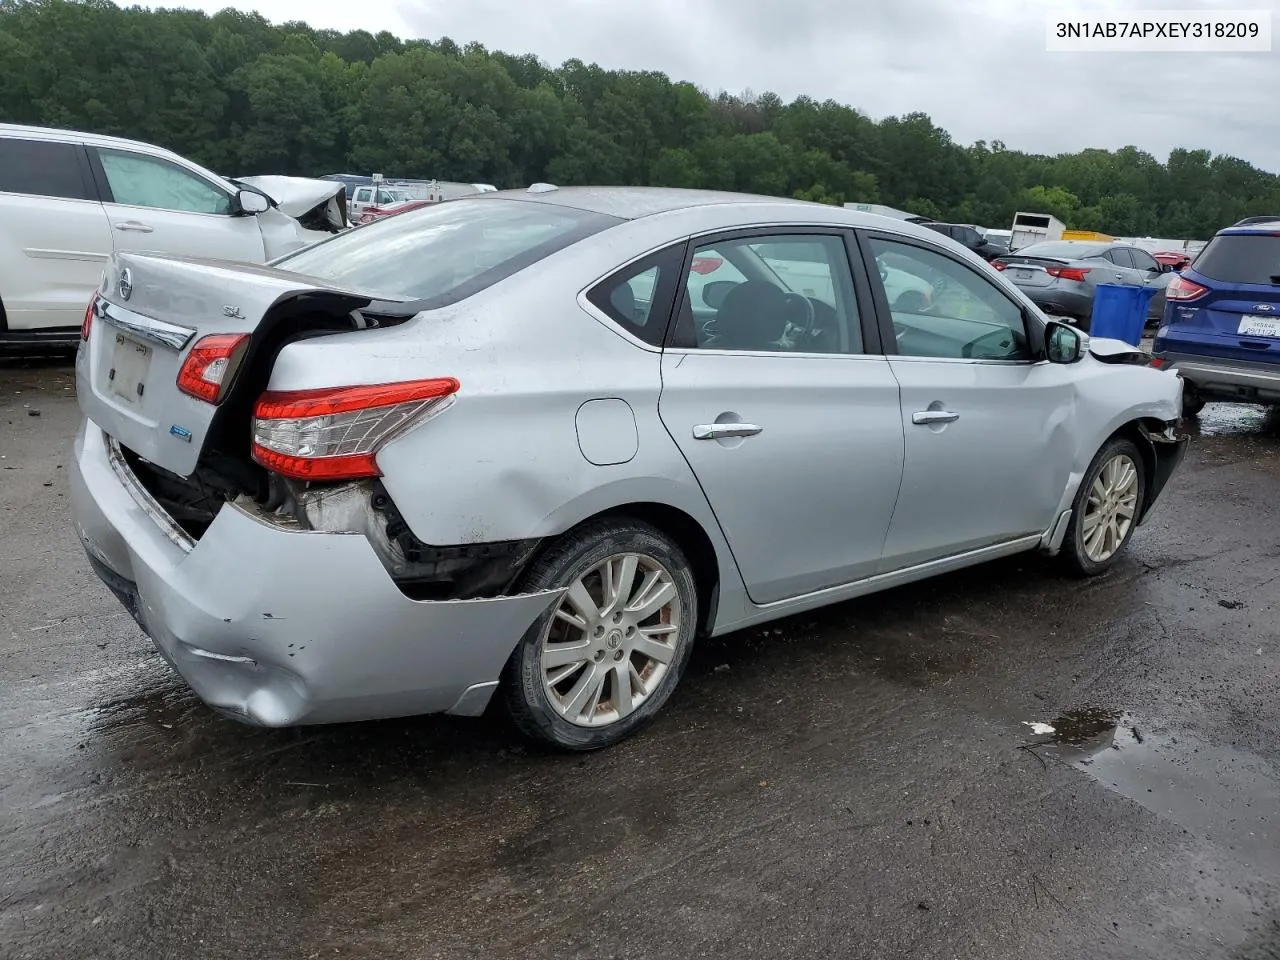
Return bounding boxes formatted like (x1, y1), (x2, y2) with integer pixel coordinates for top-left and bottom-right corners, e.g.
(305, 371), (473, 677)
(69, 420), (563, 727)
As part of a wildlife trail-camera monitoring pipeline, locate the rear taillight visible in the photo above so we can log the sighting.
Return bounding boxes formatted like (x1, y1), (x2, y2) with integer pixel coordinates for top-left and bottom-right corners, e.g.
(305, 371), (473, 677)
(251, 378), (460, 481)
(992, 261), (1007, 271)
(176, 334), (250, 404)
(1166, 275), (1210, 301)
(82, 294), (99, 341)
(1046, 266), (1091, 282)
(1150, 357), (1166, 368)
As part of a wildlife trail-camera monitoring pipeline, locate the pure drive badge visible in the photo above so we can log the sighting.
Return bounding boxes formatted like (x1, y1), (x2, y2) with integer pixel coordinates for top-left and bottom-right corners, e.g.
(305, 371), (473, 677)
(170, 425), (193, 442)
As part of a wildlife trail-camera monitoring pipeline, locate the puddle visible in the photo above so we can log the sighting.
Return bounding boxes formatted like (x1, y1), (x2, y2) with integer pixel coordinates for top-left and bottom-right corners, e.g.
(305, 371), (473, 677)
(1046, 720), (1280, 873)
(1189, 403), (1280, 439)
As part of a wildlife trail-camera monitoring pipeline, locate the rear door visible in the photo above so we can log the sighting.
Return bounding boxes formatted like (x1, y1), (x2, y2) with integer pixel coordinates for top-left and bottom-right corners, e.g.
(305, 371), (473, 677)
(89, 147), (267, 265)
(1172, 232), (1280, 361)
(0, 136), (112, 330)
(859, 231), (1077, 571)
(656, 228), (905, 605)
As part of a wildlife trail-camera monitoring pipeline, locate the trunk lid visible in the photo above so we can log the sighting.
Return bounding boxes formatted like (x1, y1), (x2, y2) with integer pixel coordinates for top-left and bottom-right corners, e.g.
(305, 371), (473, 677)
(1163, 234), (1280, 363)
(995, 256), (1071, 288)
(76, 253), (376, 477)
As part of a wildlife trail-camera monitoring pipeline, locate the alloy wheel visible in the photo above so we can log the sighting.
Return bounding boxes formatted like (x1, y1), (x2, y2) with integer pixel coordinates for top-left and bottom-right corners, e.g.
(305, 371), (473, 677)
(540, 553), (682, 728)
(1082, 454), (1140, 562)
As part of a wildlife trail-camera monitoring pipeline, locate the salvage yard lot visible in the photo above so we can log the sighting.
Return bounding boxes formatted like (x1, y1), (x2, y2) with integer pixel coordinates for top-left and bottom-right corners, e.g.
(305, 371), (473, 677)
(2, 356), (1280, 960)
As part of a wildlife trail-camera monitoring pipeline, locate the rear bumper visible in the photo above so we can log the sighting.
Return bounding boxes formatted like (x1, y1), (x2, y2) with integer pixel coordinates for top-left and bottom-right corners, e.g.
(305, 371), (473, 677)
(1020, 287), (1092, 323)
(0, 326), (79, 350)
(1154, 350), (1280, 403)
(70, 420), (563, 727)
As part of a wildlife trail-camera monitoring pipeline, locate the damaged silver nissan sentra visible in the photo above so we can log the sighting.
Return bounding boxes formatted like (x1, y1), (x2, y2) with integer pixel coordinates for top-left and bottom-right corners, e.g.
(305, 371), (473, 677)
(71, 186), (1189, 751)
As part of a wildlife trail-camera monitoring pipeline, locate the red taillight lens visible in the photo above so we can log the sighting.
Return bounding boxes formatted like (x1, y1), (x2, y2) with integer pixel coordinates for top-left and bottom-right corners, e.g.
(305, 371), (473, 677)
(251, 378), (460, 481)
(1166, 275), (1210, 301)
(992, 261), (1007, 271)
(1046, 266), (1091, 282)
(176, 334), (250, 404)
(82, 294), (99, 341)
(1150, 357), (1166, 368)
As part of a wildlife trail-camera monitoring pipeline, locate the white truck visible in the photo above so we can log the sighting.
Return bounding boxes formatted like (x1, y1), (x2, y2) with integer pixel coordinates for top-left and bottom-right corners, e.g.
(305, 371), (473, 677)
(1010, 212), (1066, 251)
(843, 202), (926, 222)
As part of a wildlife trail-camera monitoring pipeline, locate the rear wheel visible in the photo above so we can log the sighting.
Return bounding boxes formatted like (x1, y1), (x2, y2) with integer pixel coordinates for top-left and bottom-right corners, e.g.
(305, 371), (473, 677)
(1181, 384), (1206, 418)
(502, 519), (698, 751)
(1061, 437), (1146, 577)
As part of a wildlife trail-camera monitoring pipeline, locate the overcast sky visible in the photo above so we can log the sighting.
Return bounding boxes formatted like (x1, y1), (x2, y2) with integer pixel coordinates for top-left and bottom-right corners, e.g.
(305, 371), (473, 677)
(166, 0), (1280, 171)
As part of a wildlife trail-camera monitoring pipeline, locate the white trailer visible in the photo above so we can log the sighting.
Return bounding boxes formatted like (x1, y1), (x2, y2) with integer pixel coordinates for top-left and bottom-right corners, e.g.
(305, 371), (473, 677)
(1010, 212), (1066, 251)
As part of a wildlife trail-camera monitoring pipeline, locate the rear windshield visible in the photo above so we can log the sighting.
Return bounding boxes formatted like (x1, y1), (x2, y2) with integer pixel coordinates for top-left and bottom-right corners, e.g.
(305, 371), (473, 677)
(1015, 241), (1108, 259)
(1193, 234), (1280, 284)
(274, 197), (621, 304)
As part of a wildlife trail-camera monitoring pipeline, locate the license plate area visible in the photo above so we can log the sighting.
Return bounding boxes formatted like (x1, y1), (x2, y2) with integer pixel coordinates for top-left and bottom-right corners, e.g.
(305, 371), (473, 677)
(108, 333), (152, 404)
(1238, 315), (1280, 339)
(1015, 269), (1034, 281)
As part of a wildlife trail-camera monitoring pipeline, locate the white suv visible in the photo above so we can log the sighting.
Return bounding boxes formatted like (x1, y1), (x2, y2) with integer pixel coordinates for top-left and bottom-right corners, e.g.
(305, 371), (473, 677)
(0, 124), (339, 346)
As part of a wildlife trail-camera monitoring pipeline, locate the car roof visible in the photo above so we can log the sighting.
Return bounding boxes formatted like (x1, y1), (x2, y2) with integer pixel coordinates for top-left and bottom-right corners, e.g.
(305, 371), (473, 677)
(0, 122), (178, 155)
(481, 185), (833, 221)
(1219, 221), (1280, 236)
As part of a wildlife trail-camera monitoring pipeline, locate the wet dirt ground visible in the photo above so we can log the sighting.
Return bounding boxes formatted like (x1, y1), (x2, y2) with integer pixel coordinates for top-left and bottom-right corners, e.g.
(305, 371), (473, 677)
(3, 356), (1280, 960)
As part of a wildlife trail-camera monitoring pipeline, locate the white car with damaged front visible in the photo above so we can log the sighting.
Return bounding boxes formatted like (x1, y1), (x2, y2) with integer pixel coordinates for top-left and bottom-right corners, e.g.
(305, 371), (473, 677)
(70, 187), (1188, 751)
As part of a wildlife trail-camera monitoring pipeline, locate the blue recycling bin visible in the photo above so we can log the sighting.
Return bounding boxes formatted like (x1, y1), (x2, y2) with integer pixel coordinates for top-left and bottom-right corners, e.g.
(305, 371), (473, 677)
(1089, 283), (1158, 346)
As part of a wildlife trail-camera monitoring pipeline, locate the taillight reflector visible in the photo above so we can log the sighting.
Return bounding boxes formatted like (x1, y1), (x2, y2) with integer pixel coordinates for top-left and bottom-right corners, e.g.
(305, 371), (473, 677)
(1046, 266), (1091, 282)
(992, 261), (1007, 271)
(82, 294), (99, 341)
(251, 378), (460, 481)
(1166, 275), (1210, 301)
(1150, 357), (1166, 368)
(177, 334), (250, 404)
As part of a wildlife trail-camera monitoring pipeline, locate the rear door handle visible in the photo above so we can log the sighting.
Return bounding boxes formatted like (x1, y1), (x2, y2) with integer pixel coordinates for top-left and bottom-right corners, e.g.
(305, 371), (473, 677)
(912, 410), (959, 425)
(693, 423), (763, 440)
(114, 221), (154, 233)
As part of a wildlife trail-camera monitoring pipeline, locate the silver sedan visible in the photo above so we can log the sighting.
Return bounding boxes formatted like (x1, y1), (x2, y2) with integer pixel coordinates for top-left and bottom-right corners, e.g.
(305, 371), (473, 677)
(71, 187), (1188, 751)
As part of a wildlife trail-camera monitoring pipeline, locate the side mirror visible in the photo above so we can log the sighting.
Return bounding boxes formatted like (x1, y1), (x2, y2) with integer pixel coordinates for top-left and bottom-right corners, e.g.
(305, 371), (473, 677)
(236, 189), (271, 215)
(1045, 320), (1084, 364)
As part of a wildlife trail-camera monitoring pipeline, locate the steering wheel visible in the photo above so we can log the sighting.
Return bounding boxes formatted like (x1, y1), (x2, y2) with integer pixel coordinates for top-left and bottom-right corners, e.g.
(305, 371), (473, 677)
(781, 292), (816, 343)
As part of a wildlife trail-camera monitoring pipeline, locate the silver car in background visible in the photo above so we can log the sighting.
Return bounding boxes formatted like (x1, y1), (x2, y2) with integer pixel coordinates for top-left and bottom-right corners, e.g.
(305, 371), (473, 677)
(994, 240), (1175, 330)
(71, 188), (1188, 751)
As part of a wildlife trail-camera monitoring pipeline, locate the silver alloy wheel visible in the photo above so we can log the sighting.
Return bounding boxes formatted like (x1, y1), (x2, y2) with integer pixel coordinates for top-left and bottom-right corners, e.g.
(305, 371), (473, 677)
(1082, 453), (1140, 562)
(540, 553), (682, 728)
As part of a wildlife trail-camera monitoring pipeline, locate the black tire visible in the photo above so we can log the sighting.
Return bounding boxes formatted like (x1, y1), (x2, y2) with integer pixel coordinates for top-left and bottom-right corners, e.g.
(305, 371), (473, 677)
(1181, 384), (1206, 418)
(1061, 437), (1146, 577)
(501, 518), (698, 752)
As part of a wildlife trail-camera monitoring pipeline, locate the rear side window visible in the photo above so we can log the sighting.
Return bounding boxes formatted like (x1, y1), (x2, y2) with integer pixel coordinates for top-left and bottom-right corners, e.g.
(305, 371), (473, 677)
(0, 137), (93, 201)
(275, 197), (622, 306)
(1194, 235), (1280, 284)
(586, 244), (686, 346)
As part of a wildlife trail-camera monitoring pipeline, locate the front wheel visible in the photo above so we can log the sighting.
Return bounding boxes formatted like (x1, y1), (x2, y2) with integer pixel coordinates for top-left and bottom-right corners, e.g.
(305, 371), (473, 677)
(1061, 438), (1146, 577)
(502, 519), (698, 751)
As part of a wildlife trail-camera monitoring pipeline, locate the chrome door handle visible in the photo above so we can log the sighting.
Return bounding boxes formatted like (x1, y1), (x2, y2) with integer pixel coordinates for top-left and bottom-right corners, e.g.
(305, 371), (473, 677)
(693, 423), (763, 440)
(1113, 273), (1123, 280)
(912, 410), (959, 425)
(114, 221), (154, 233)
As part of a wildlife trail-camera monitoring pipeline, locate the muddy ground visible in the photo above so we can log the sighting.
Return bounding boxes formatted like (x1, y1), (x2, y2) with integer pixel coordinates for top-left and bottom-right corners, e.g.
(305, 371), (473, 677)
(2, 355), (1279, 960)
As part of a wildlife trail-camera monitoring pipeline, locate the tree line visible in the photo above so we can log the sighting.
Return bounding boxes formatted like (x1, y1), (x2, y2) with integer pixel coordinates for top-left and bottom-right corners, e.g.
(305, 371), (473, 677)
(2, 0), (1278, 239)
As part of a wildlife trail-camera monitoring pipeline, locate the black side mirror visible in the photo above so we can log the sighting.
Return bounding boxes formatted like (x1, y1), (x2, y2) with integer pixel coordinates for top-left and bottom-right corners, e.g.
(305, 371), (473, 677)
(1045, 321), (1084, 364)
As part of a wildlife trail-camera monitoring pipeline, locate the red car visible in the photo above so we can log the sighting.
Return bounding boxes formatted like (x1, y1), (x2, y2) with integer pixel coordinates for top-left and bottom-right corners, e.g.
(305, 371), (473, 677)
(355, 198), (437, 225)
(1152, 251), (1192, 271)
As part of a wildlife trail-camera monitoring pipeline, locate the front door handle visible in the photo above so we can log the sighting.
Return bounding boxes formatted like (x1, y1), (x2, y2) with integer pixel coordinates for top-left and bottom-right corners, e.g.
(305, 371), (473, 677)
(912, 410), (959, 425)
(114, 221), (154, 233)
(693, 423), (763, 440)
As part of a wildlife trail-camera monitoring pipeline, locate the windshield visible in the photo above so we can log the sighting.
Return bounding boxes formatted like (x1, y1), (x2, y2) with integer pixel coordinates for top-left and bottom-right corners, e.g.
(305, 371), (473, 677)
(1193, 235), (1280, 284)
(274, 197), (621, 304)
(1016, 241), (1109, 259)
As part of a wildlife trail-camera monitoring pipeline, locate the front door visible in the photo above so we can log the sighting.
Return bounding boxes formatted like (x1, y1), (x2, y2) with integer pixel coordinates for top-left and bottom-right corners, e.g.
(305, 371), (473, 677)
(91, 147), (266, 265)
(656, 230), (905, 606)
(861, 233), (1077, 572)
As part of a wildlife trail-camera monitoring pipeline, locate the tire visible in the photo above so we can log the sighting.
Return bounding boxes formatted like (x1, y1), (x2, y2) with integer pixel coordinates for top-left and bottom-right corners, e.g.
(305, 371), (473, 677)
(502, 518), (698, 751)
(1181, 385), (1206, 418)
(1061, 437), (1146, 577)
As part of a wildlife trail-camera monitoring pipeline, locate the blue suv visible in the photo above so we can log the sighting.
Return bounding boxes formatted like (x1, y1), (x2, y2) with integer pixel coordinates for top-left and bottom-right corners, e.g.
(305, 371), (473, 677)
(1152, 219), (1280, 416)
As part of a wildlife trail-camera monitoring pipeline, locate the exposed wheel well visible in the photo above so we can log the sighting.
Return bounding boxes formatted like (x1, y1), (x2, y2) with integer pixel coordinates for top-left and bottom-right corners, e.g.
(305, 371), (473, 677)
(1111, 418), (1172, 519)
(548, 503), (722, 637)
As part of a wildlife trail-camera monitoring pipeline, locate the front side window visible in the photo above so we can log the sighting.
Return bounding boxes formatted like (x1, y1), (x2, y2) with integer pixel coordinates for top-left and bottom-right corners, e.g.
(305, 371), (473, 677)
(1131, 249), (1160, 272)
(0, 138), (93, 201)
(276, 197), (621, 305)
(97, 149), (232, 215)
(869, 237), (1030, 361)
(677, 234), (863, 355)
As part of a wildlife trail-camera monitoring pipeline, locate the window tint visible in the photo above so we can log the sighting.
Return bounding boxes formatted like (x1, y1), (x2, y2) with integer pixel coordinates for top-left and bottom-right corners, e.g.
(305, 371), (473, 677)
(678, 234), (862, 354)
(1130, 249), (1159, 272)
(276, 197), (621, 305)
(98, 149), (232, 215)
(869, 237), (1030, 361)
(0, 137), (92, 201)
(586, 245), (685, 346)
(1107, 247), (1135, 268)
(1193, 234), (1280, 284)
